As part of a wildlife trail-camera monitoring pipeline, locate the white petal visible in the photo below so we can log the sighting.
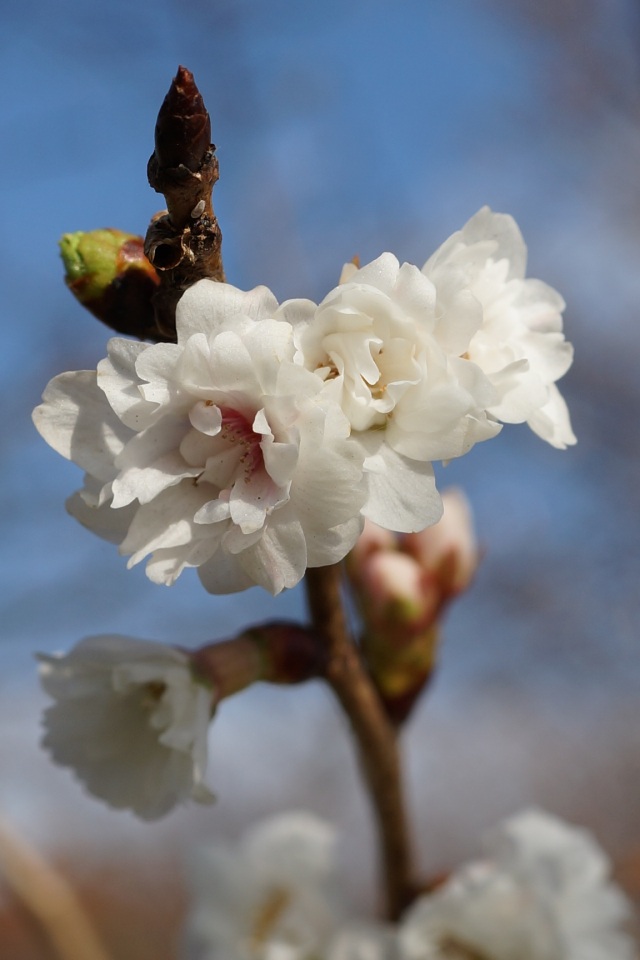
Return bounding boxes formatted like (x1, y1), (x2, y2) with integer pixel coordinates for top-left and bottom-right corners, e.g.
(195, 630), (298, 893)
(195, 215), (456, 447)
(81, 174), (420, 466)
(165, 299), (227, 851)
(357, 433), (443, 533)
(527, 383), (577, 449)
(120, 483), (211, 567)
(345, 252), (400, 295)
(112, 418), (198, 507)
(66, 483), (135, 545)
(208, 331), (263, 398)
(197, 551), (257, 594)
(33, 371), (130, 482)
(97, 338), (155, 429)
(134, 342), (186, 408)
(189, 400), (223, 436)
(240, 514), (307, 594)
(306, 515), (364, 567)
(176, 278), (279, 340)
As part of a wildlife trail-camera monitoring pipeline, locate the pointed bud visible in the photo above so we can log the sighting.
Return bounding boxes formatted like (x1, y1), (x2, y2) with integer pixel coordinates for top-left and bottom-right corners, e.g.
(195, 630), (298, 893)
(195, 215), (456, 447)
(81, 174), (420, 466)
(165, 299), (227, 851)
(60, 229), (163, 340)
(153, 65), (212, 173)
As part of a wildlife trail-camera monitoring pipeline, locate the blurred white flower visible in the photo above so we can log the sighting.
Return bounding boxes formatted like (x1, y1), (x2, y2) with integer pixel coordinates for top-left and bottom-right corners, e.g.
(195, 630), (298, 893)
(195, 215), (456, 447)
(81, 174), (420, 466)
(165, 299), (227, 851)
(32, 280), (365, 594)
(293, 254), (501, 533)
(38, 636), (216, 820)
(184, 811), (342, 960)
(326, 923), (400, 960)
(400, 809), (635, 960)
(423, 207), (576, 449)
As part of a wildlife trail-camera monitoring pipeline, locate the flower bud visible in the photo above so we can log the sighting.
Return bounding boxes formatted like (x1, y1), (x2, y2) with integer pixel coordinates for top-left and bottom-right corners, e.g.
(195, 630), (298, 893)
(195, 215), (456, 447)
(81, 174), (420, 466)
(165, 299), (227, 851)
(349, 546), (439, 724)
(401, 488), (479, 598)
(354, 550), (438, 635)
(60, 228), (163, 340)
(347, 517), (397, 567)
(346, 490), (479, 723)
(152, 65), (211, 174)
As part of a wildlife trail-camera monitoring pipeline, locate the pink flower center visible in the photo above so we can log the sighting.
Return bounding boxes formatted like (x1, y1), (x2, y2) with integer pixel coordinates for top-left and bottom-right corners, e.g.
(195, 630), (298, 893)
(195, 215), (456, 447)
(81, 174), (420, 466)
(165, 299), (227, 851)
(218, 407), (264, 481)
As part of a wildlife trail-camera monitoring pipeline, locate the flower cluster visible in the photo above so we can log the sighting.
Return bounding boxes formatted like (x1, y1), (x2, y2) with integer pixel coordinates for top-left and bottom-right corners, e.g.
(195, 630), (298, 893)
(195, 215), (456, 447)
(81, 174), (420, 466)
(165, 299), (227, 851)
(33, 208), (575, 595)
(183, 810), (635, 960)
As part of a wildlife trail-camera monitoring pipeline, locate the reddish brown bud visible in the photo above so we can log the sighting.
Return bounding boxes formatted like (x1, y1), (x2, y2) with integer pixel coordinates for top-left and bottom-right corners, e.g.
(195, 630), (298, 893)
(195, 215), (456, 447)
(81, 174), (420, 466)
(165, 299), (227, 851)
(152, 66), (212, 175)
(144, 66), (224, 340)
(248, 622), (327, 685)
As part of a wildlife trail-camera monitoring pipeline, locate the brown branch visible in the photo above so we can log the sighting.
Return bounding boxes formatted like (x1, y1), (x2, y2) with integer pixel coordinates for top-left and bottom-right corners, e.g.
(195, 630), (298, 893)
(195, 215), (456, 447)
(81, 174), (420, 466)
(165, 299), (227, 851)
(145, 65), (226, 341)
(305, 564), (414, 920)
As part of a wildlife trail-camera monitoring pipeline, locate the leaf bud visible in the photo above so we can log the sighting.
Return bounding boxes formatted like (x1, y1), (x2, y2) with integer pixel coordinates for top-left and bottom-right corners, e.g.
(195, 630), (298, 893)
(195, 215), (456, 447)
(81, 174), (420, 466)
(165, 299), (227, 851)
(60, 228), (164, 340)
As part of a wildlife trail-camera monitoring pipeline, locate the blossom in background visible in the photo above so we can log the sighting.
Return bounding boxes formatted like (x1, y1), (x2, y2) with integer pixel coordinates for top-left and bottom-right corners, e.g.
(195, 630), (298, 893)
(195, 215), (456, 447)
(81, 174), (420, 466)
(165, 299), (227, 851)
(38, 635), (216, 820)
(326, 924), (400, 960)
(32, 280), (365, 594)
(181, 808), (632, 960)
(423, 206), (576, 450)
(400, 809), (635, 960)
(184, 811), (342, 960)
(294, 254), (501, 533)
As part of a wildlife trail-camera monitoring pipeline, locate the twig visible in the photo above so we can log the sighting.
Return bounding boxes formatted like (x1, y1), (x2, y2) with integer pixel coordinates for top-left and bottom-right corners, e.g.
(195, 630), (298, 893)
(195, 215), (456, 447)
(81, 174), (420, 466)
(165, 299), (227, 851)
(0, 816), (112, 960)
(305, 564), (414, 920)
(145, 65), (226, 341)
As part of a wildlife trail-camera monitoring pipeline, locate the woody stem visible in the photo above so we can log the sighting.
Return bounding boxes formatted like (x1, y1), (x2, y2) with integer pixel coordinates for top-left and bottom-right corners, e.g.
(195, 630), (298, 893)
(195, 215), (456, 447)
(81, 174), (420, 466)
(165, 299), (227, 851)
(304, 563), (414, 921)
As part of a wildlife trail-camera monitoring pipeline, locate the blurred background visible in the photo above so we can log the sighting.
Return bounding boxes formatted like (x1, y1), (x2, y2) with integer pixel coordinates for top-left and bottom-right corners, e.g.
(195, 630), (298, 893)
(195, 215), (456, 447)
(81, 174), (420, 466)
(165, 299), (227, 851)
(1, 0), (640, 956)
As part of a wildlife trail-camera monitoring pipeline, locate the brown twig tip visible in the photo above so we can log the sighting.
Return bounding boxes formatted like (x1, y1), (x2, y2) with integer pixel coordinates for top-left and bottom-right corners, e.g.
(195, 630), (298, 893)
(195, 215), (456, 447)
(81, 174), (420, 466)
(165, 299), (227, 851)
(145, 66), (225, 342)
(154, 65), (212, 173)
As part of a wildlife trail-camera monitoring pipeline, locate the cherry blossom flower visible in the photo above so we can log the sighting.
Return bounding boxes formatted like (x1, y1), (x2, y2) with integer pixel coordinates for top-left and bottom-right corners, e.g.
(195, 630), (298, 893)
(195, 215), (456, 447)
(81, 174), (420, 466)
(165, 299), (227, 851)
(422, 207), (576, 449)
(292, 254), (502, 533)
(38, 636), (216, 820)
(400, 809), (634, 960)
(32, 280), (365, 594)
(184, 811), (342, 960)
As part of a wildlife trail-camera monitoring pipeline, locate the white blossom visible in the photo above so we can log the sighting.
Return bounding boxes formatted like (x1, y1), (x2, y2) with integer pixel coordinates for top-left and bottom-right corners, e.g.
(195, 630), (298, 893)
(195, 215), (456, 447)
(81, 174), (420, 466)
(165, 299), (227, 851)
(184, 812), (343, 960)
(38, 635), (216, 820)
(32, 280), (366, 594)
(293, 254), (501, 533)
(400, 809), (635, 960)
(422, 207), (576, 449)
(326, 924), (400, 960)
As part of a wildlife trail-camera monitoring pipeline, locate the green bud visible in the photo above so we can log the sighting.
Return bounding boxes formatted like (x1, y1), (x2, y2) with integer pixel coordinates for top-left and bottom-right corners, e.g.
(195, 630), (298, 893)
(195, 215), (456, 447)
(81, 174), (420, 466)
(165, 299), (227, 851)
(59, 228), (164, 340)
(62, 229), (131, 302)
